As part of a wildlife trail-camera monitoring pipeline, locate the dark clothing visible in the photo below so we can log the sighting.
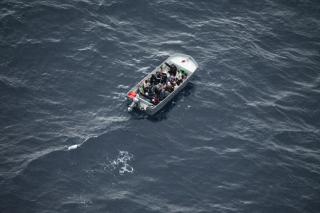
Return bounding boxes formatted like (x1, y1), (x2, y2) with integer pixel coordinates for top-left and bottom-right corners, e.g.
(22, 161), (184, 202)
(159, 89), (169, 100)
(176, 79), (182, 86)
(150, 74), (157, 85)
(165, 84), (174, 93)
(146, 64), (180, 104)
(160, 73), (167, 84)
(165, 62), (177, 76)
(168, 65), (177, 76)
(152, 97), (160, 105)
(154, 84), (161, 96)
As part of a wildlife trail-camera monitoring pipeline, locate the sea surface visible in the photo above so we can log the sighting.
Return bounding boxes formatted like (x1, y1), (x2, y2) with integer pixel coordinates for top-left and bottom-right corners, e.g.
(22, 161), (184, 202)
(1, 0), (320, 212)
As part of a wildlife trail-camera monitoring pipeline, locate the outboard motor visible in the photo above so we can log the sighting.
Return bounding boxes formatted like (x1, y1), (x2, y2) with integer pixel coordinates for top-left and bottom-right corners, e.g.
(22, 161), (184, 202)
(128, 91), (139, 112)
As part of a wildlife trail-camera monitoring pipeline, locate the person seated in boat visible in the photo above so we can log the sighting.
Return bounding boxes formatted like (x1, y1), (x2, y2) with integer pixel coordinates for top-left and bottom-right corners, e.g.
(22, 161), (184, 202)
(138, 80), (150, 95)
(159, 87), (169, 100)
(151, 85), (161, 105)
(160, 71), (168, 84)
(145, 85), (155, 99)
(143, 79), (150, 90)
(154, 83), (162, 97)
(169, 74), (178, 85)
(171, 81), (178, 90)
(152, 96), (160, 105)
(168, 64), (177, 76)
(176, 78), (183, 86)
(182, 74), (187, 81)
(176, 69), (183, 80)
(175, 70), (185, 85)
(165, 82), (174, 93)
(138, 84), (145, 95)
(155, 71), (162, 84)
(150, 74), (157, 85)
(155, 71), (161, 78)
(146, 82), (161, 100)
(165, 62), (177, 76)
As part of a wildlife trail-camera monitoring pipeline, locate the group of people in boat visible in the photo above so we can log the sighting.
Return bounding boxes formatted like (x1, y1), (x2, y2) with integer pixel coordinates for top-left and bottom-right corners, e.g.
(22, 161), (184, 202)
(138, 63), (187, 105)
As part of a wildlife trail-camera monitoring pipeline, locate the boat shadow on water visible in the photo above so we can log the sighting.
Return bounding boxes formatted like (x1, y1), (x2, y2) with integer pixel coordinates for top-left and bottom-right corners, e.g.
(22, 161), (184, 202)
(129, 82), (195, 122)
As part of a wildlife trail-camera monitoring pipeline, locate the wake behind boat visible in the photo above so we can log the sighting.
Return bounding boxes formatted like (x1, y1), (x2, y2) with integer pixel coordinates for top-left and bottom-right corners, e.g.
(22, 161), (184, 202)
(127, 54), (198, 115)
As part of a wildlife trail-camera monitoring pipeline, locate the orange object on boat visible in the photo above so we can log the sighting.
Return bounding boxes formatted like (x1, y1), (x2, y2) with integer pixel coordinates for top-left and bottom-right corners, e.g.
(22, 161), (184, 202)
(128, 91), (137, 100)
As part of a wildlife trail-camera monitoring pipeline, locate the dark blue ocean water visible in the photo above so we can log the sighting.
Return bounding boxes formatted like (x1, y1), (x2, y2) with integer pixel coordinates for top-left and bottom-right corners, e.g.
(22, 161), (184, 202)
(1, 0), (320, 212)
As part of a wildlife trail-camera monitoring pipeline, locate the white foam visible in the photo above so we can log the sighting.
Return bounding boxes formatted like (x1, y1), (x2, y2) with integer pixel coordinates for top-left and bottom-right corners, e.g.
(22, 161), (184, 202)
(117, 84), (129, 89)
(67, 144), (80, 150)
(107, 151), (134, 175)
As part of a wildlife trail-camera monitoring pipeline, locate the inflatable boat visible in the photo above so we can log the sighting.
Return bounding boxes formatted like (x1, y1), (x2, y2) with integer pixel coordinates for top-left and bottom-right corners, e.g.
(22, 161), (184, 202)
(127, 54), (198, 115)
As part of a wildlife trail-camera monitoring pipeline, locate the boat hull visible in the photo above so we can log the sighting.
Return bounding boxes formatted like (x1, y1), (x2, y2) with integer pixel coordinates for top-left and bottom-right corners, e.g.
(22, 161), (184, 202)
(127, 54), (198, 115)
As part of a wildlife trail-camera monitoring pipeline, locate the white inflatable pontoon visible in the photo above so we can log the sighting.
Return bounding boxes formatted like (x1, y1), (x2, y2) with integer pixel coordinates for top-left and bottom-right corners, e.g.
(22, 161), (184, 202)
(127, 54), (198, 115)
